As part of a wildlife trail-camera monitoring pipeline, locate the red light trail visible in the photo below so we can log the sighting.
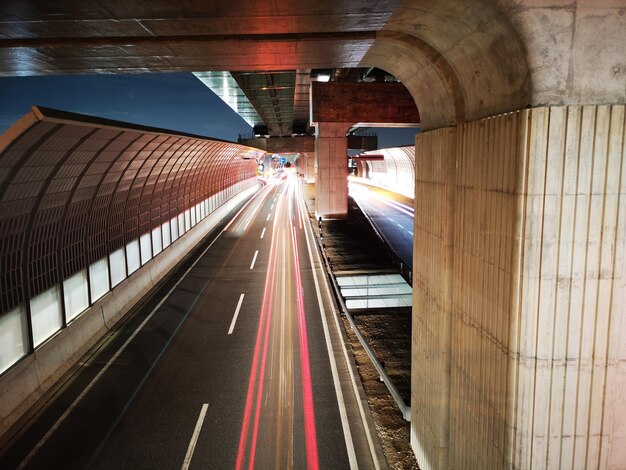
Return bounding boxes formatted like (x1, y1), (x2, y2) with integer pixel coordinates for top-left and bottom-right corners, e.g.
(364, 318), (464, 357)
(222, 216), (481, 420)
(235, 174), (319, 469)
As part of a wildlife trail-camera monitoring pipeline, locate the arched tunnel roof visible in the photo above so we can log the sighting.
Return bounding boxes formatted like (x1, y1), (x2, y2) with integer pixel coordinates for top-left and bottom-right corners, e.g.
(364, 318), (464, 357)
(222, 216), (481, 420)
(0, 106), (264, 316)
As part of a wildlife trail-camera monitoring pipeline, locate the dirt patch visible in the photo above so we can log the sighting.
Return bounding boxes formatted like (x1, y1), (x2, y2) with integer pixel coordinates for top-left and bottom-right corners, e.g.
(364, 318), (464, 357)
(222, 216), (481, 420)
(341, 312), (418, 470)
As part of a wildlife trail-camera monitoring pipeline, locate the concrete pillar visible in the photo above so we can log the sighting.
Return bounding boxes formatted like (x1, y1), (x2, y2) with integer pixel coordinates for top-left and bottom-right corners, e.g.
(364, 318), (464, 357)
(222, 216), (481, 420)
(315, 122), (350, 219)
(412, 126), (457, 470)
(411, 105), (626, 470)
(509, 105), (626, 470)
(303, 152), (315, 183)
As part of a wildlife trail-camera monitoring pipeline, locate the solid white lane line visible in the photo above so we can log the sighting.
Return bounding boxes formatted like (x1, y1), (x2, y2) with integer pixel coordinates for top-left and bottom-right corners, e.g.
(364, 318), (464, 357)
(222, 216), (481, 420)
(242, 193), (272, 232)
(299, 198), (359, 470)
(320, 263), (381, 470)
(250, 250), (259, 270)
(228, 293), (245, 335)
(181, 403), (209, 470)
(223, 184), (269, 232)
(300, 193), (382, 470)
(260, 227), (266, 239)
(266, 213), (271, 221)
(19, 216), (232, 469)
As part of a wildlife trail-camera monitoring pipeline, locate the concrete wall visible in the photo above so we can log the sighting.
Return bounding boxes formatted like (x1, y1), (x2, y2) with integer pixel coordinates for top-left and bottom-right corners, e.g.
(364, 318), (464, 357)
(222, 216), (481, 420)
(0, 182), (259, 440)
(311, 81), (419, 125)
(504, 2), (626, 108)
(412, 106), (626, 469)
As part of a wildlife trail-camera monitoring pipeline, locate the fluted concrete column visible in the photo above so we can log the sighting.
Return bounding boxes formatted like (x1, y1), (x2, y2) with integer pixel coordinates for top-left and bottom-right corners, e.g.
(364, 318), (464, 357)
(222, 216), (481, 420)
(315, 122), (350, 219)
(412, 126), (457, 470)
(509, 105), (626, 469)
(411, 106), (626, 470)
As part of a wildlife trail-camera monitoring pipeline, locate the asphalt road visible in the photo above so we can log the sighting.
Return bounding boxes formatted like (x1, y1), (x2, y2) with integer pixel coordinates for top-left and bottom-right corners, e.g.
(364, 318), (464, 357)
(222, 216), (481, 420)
(1, 171), (383, 470)
(348, 181), (414, 270)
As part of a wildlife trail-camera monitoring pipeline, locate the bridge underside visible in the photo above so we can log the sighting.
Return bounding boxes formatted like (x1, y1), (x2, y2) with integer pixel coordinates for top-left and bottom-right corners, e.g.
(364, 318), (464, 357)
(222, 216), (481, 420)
(0, 1), (625, 469)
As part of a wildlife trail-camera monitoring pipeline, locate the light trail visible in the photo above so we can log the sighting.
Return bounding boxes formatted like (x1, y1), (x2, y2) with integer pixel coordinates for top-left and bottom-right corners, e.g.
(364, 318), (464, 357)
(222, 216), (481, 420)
(349, 179), (415, 269)
(296, 179), (362, 470)
(235, 221), (280, 470)
(247, 182), (287, 468)
(300, 178), (388, 468)
(290, 222), (319, 470)
(236, 172), (319, 469)
(224, 183), (272, 233)
(349, 182), (414, 217)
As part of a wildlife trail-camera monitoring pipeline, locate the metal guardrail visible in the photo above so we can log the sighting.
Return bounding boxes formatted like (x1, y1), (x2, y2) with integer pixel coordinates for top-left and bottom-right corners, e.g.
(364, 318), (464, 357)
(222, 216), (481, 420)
(314, 218), (411, 422)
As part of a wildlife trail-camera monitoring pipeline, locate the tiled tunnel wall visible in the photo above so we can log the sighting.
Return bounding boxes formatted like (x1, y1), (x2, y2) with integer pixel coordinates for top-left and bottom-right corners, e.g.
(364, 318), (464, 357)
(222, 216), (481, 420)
(0, 107), (261, 376)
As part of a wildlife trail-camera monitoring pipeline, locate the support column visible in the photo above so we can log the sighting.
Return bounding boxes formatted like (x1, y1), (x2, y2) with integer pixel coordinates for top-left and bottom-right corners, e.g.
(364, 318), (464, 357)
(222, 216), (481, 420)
(412, 126), (457, 470)
(410, 105), (626, 470)
(310, 81), (419, 219)
(303, 152), (315, 183)
(508, 105), (626, 470)
(314, 122), (350, 219)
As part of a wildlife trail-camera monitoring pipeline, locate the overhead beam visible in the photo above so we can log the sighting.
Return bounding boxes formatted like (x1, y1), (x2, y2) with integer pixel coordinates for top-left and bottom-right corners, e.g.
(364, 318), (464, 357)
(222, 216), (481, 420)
(311, 81), (419, 126)
(238, 136), (315, 153)
(0, 31), (377, 48)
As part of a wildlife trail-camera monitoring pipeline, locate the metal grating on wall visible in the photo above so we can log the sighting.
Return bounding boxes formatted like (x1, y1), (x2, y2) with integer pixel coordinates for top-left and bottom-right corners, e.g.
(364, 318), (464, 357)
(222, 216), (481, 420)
(0, 106), (263, 317)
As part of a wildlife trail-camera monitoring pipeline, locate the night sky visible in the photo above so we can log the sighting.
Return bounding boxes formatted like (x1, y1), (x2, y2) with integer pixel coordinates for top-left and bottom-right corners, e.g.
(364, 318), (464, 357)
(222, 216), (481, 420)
(0, 72), (418, 148)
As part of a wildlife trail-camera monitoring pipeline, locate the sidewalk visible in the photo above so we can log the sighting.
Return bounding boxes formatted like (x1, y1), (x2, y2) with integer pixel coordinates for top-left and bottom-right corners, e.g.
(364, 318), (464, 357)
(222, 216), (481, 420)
(302, 183), (417, 470)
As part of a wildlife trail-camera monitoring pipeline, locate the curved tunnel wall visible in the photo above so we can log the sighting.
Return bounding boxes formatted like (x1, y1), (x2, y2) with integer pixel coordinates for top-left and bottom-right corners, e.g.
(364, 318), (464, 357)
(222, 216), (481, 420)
(0, 106), (262, 376)
(295, 152), (314, 183)
(357, 146), (415, 199)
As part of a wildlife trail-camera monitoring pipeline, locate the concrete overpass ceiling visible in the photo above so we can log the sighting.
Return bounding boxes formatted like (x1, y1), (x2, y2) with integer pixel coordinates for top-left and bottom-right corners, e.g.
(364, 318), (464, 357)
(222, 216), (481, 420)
(0, 0), (398, 75)
(1, 0), (622, 134)
(0, 1), (400, 36)
(194, 70), (315, 137)
(196, 68), (398, 140)
(293, 69), (313, 134)
(0, 0), (531, 132)
(231, 71), (296, 137)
